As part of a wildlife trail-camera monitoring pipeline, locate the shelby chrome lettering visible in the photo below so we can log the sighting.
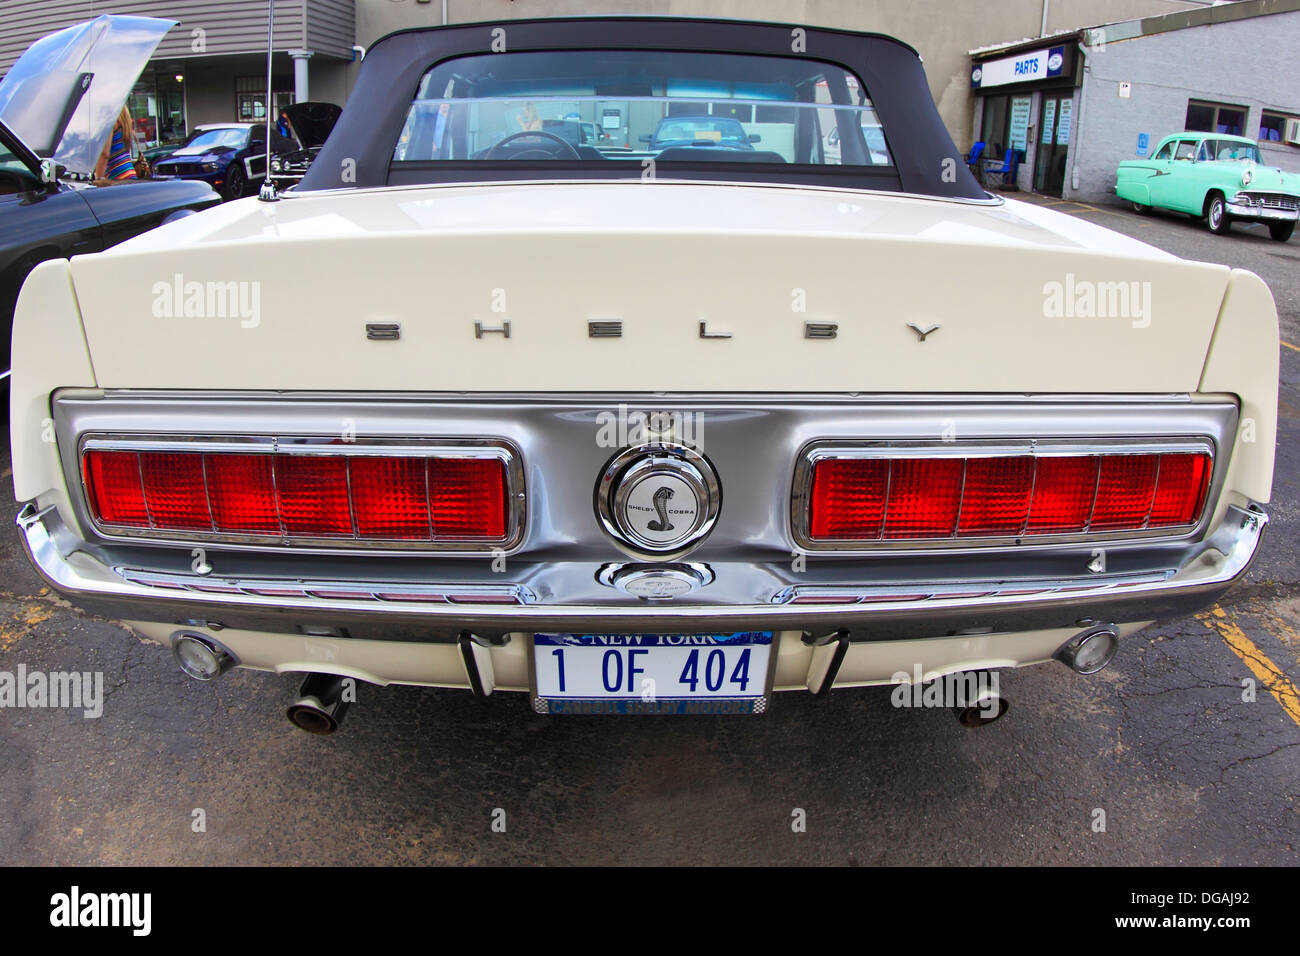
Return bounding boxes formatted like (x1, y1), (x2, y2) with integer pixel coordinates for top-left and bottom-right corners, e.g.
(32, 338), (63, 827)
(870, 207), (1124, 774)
(466, 319), (897, 341)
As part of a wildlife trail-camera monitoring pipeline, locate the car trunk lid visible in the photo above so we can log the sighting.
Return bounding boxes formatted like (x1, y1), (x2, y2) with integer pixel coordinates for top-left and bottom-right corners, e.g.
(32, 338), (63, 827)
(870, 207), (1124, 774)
(69, 182), (1231, 394)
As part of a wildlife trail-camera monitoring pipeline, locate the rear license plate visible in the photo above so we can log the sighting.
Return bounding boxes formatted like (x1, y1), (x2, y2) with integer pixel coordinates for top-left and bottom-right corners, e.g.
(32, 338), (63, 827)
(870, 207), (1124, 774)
(532, 632), (773, 715)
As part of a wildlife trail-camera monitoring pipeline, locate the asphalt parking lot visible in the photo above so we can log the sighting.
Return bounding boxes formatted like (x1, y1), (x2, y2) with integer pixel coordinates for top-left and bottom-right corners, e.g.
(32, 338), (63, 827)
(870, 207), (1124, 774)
(1, 195), (1297, 866)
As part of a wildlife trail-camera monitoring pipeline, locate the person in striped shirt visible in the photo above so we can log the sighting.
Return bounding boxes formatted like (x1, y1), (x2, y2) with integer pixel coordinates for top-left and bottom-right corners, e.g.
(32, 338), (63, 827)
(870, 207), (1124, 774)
(94, 108), (144, 183)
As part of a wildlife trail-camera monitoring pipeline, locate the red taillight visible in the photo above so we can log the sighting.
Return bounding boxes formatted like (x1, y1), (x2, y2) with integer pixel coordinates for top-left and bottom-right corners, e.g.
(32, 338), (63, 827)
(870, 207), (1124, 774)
(351, 456), (429, 539)
(882, 458), (963, 539)
(806, 450), (1211, 542)
(205, 454), (278, 533)
(1091, 454), (1160, 531)
(82, 447), (511, 544)
(957, 457), (1035, 536)
(1025, 456), (1098, 534)
(139, 451), (211, 531)
(276, 455), (352, 536)
(809, 458), (887, 539)
(1149, 452), (1211, 527)
(430, 457), (507, 539)
(82, 450), (149, 528)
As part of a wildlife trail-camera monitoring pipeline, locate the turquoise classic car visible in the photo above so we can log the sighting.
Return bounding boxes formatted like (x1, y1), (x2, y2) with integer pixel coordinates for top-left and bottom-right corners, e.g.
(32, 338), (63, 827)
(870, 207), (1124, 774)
(1116, 132), (1298, 241)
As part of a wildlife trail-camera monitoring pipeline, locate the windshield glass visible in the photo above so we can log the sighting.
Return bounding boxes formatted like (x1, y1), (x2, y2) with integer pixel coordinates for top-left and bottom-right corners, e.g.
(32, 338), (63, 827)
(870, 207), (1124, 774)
(1211, 141), (1261, 163)
(0, 133), (36, 185)
(186, 128), (248, 150)
(392, 50), (891, 167)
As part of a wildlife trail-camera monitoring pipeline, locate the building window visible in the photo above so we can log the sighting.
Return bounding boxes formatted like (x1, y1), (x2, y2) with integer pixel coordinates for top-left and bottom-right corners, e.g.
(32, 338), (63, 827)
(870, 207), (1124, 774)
(1259, 110), (1299, 144)
(1185, 100), (1247, 137)
(236, 75), (293, 122)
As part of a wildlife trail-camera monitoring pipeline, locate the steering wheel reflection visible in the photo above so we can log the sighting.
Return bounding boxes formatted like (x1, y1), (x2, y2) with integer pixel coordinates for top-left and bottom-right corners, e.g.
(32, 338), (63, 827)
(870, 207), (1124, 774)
(485, 130), (582, 161)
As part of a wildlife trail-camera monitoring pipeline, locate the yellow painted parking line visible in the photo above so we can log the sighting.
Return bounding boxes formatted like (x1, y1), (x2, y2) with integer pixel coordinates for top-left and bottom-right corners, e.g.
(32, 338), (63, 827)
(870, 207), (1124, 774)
(1199, 605), (1300, 728)
(1039, 198), (1100, 211)
(1282, 340), (1300, 354)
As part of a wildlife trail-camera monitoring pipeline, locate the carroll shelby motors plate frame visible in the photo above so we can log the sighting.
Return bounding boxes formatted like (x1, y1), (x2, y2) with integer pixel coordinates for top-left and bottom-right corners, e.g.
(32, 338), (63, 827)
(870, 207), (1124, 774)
(530, 632), (778, 714)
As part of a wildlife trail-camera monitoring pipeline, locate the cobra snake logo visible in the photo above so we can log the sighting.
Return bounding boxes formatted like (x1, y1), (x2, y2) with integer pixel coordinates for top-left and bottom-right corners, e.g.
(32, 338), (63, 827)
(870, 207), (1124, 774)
(646, 486), (675, 532)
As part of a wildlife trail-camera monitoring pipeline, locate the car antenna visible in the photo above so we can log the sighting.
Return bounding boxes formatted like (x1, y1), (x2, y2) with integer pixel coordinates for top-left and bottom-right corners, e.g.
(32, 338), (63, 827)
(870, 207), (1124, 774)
(258, 0), (278, 202)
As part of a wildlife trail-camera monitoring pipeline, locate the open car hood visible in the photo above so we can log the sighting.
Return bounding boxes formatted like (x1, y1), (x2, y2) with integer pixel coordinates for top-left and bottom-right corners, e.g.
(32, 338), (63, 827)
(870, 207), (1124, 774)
(0, 14), (175, 174)
(283, 102), (342, 149)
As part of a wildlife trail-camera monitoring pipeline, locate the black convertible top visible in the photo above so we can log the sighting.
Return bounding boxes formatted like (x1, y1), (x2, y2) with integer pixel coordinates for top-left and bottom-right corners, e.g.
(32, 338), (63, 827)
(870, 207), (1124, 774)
(298, 16), (985, 200)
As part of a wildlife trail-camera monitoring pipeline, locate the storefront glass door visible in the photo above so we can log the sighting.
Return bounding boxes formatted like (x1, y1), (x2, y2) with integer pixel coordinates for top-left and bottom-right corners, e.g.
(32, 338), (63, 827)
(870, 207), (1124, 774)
(1033, 92), (1072, 196)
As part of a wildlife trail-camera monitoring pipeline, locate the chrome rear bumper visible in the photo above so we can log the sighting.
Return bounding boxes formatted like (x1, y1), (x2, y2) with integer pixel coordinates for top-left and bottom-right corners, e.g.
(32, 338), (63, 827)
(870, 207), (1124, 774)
(17, 500), (1267, 644)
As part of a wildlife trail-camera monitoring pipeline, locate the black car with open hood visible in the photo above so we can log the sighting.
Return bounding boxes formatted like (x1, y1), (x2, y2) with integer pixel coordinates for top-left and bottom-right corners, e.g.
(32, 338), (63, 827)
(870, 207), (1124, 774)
(0, 14), (219, 380)
(268, 102), (343, 187)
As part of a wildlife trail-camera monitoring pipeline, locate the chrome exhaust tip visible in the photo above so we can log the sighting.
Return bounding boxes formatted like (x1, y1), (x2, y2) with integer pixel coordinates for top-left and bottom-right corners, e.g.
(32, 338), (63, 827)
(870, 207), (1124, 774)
(286, 673), (352, 735)
(1055, 625), (1120, 675)
(955, 689), (1008, 727)
(170, 631), (237, 681)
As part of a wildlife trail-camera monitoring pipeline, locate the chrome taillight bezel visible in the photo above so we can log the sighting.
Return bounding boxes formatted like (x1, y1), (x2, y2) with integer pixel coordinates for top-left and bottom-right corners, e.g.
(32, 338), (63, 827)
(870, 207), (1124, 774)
(76, 433), (526, 554)
(790, 437), (1219, 553)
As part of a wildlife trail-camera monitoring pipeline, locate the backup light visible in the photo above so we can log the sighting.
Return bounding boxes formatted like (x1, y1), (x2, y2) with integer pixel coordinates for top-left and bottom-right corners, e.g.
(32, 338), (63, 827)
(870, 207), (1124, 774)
(1055, 626), (1120, 675)
(171, 631), (236, 681)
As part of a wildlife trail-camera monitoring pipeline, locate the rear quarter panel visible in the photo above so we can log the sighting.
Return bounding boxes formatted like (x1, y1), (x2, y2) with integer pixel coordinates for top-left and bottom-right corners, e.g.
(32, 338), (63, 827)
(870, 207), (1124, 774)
(1200, 268), (1279, 514)
(1115, 161), (1152, 205)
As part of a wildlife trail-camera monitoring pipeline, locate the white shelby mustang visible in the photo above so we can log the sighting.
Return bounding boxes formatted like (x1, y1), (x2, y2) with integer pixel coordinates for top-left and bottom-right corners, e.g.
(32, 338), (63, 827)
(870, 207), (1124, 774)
(9, 15), (1277, 731)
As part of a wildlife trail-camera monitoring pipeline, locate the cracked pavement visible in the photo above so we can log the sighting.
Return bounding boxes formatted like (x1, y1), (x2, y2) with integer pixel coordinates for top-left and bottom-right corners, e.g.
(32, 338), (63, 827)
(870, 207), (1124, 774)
(0, 194), (1296, 865)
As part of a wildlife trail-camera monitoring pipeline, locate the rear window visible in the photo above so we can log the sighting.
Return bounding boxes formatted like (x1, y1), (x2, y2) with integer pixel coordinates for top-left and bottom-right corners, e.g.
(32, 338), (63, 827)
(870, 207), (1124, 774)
(392, 50), (892, 168)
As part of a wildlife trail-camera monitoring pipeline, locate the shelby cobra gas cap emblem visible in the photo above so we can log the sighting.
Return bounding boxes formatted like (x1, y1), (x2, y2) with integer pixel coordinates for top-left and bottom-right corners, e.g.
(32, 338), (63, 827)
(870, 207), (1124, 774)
(595, 442), (721, 558)
(623, 470), (699, 546)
